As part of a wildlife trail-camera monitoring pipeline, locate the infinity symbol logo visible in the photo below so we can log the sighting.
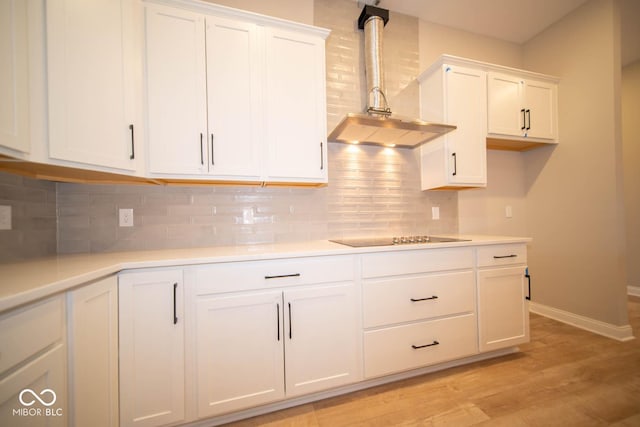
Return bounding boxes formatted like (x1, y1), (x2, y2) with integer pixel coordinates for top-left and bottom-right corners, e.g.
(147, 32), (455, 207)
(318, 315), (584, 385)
(18, 389), (57, 407)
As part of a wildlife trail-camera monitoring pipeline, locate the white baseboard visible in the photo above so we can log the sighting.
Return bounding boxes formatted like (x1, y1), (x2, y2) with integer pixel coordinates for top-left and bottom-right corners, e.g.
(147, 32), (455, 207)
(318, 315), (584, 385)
(530, 302), (635, 342)
(628, 286), (640, 297)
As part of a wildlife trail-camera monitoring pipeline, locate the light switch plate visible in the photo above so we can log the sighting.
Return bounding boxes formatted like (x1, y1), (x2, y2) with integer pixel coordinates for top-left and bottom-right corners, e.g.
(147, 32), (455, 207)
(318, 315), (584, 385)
(0, 205), (11, 230)
(505, 205), (513, 218)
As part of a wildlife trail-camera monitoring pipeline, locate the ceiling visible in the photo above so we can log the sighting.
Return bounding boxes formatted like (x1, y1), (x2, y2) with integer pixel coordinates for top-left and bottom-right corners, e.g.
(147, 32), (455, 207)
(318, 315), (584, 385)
(374, 0), (639, 65)
(375, 0), (589, 44)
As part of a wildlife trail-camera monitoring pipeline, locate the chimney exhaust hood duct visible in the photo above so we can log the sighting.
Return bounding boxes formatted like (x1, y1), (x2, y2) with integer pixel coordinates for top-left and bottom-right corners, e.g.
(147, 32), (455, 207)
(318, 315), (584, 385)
(327, 5), (455, 148)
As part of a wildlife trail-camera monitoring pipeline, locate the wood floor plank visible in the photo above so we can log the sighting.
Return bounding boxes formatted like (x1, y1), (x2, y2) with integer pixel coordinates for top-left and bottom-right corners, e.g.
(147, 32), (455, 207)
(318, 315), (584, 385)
(225, 297), (640, 426)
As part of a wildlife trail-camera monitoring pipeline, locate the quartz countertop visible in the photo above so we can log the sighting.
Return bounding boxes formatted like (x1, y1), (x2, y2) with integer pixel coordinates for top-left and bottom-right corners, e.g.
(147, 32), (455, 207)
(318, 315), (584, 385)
(0, 235), (531, 313)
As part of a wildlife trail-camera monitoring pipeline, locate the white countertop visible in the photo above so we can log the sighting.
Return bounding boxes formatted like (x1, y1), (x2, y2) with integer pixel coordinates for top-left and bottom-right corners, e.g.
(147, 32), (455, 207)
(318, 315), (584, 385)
(0, 235), (530, 313)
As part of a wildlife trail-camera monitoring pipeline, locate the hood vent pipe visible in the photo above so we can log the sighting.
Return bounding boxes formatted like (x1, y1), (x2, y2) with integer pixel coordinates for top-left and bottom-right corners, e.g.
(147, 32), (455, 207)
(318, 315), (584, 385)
(327, 5), (456, 148)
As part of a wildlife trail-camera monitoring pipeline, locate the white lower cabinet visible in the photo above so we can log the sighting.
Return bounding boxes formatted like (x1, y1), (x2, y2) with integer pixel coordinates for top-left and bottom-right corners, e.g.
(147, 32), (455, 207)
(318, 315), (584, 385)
(361, 248), (479, 379)
(477, 244), (530, 352)
(67, 276), (119, 427)
(364, 314), (478, 378)
(283, 283), (359, 397)
(478, 266), (530, 352)
(0, 345), (66, 427)
(195, 291), (285, 418)
(190, 256), (360, 418)
(119, 269), (185, 427)
(0, 295), (66, 426)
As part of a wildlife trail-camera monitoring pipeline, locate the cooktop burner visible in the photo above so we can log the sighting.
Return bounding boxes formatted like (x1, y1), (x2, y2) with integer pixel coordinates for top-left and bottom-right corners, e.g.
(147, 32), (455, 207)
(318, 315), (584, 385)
(329, 236), (470, 247)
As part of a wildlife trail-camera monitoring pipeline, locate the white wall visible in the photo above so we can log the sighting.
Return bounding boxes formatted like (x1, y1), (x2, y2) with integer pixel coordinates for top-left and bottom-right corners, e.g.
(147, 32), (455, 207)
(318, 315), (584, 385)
(622, 60), (640, 290)
(419, 20), (522, 70)
(522, 0), (629, 326)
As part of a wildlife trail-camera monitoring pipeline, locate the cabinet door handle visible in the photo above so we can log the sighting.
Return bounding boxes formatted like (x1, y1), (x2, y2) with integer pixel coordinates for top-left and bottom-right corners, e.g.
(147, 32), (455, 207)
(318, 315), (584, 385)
(320, 142), (324, 170)
(288, 302), (292, 339)
(452, 152), (457, 176)
(265, 273), (301, 280)
(276, 303), (281, 341)
(521, 109), (526, 130)
(412, 340), (439, 350)
(211, 134), (216, 166)
(493, 254), (517, 259)
(129, 124), (135, 160)
(525, 269), (531, 301)
(173, 283), (178, 325)
(199, 133), (204, 165)
(525, 109), (531, 130)
(410, 295), (438, 302)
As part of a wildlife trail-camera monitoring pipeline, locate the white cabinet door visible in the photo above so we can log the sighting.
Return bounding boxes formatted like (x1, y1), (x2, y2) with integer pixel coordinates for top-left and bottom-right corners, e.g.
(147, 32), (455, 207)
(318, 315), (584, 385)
(524, 79), (557, 139)
(68, 276), (118, 427)
(477, 266), (530, 352)
(46, 0), (138, 171)
(264, 27), (327, 183)
(0, 345), (66, 427)
(487, 72), (524, 137)
(145, 4), (208, 175)
(119, 269), (185, 427)
(488, 72), (557, 141)
(195, 291), (284, 418)
(284, 283), (360, 397)
(0, 0), (30, 154)
(444, 65), (487, 186)
(419, 64), (486, 190)
(205, 15), (262, 179)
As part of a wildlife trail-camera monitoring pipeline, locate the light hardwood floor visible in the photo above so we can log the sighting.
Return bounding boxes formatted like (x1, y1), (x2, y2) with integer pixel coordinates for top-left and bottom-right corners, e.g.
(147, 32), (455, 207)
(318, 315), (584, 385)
(226, 297), (640, 426)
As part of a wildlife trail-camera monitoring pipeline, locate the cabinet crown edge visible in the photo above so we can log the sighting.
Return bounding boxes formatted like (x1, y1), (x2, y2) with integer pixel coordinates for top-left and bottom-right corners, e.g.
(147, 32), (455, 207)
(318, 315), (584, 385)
(418, 54), (560, 83)
(145, 0), (331, 39)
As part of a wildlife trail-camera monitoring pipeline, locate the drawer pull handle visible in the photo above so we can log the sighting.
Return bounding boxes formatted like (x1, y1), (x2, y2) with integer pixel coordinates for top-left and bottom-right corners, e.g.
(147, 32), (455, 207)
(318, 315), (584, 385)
(265, 273), (301, 280)
(412, 341), (440, 350)
(276, 303), (281, 341)
(173, 283), (178, 325)
(288, 302), (292, 339)
(493, 254), (517, 259)
(410, 296), (438, 302)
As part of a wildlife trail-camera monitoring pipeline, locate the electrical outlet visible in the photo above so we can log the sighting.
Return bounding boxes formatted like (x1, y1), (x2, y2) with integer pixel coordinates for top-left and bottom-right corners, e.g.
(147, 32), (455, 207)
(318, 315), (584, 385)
(431, 206), (440, 220)
(0, 205), (11, 230)
(119, 208), (134, 227)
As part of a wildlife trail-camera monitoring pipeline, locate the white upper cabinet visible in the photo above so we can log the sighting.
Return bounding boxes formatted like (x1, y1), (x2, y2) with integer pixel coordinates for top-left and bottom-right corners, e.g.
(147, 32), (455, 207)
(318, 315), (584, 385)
(46, 0), (139, 171)
(206, 15), (262, 179)
(487, 72), (557, 141)
(144, 1), (329, 184)
(419, 63), (487, 190)
(145, 5), (208, 175)
(264, 28), (327, 183)
(145, 5), (263, 179)
(0, 0), (30, 155)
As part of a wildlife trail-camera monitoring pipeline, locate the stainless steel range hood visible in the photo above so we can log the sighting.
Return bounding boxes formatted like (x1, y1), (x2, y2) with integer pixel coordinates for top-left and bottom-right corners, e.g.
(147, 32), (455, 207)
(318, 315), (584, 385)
(327, 5), (455, 149)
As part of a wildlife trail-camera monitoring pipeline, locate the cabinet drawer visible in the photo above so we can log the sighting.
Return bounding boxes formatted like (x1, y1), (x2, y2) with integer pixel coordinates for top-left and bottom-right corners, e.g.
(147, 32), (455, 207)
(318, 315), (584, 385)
(362, 248), (474, 278)
(0, 296), (64, 374)
(364, 314), (478, 378)
(192, 255), (355, 294)
(477, 244), (527, 267)
(363, 271), (475, 328)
